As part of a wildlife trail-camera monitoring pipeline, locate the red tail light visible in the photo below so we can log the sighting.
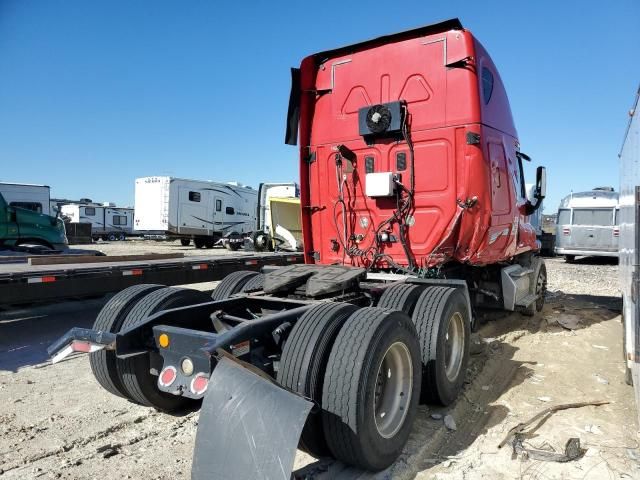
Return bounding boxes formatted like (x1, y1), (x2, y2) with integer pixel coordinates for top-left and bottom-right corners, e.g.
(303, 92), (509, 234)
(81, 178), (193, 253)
(562, 228), (571, 236)
(190, 373), (209, 395)
(158, 366), (177, 387)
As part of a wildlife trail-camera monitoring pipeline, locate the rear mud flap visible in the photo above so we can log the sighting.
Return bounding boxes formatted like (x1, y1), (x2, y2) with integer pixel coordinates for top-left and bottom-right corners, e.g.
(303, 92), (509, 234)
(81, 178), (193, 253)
(192, 356), (313, 480)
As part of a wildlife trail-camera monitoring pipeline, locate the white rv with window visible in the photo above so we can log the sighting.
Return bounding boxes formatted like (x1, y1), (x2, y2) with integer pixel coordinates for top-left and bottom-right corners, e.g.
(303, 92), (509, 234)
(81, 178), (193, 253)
(0, 182), (51, 215)
(134, 176), (258, 249)
(61, 203), (134, 241)
(555, 188), (619, 261)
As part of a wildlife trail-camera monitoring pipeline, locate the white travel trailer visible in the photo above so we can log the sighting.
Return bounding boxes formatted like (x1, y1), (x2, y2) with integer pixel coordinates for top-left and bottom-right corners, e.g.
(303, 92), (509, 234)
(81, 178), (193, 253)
(134, 176), (258, 249)
(0, 182), (51, 215)
(61, 203), (134, 241)
(619, 85), (639, 414)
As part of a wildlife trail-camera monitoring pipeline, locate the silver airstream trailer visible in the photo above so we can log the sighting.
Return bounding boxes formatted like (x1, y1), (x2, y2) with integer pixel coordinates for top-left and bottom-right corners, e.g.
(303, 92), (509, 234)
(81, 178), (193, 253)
(555, 187), (619, 262)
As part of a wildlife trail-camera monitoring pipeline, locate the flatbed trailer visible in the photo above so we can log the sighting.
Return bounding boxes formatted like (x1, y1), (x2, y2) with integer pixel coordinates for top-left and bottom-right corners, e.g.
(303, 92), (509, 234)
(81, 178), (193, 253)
(0, 252), (302, 305)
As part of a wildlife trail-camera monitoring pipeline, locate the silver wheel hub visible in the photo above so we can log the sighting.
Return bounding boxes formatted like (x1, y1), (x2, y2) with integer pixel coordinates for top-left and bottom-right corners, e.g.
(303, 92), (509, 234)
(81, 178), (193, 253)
(373, 342), (413, 439)
(444, 312), (465, 382)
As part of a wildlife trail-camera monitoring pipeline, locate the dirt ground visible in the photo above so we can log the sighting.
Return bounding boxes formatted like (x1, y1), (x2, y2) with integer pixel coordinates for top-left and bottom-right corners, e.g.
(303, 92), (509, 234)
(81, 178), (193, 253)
(1, 249), (638, 480)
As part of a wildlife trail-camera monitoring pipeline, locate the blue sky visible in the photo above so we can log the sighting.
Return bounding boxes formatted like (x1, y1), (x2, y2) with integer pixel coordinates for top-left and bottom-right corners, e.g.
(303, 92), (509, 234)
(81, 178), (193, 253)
(0, 1), (638, 213)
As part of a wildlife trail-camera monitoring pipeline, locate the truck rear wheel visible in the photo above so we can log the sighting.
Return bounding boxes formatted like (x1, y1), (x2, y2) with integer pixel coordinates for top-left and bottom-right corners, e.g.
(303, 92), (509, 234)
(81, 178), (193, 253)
(377, 284), (424, 315)
(412, 287), (470, 406)
(322, 307), (421, 471)
(211, 270), (259, 301)
(277, 302), (358, 456)
(565, 255), (575, 263)
(194, 238), (205, 249)
(180, 238), (191, 247)
(89, 284), (163, 399)
(117, 287), (211, 412)
(241, 273), (264, 293)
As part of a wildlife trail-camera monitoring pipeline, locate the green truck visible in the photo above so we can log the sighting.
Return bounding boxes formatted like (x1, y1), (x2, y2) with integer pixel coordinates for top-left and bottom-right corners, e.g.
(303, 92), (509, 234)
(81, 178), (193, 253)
(0, 192), (68, 251)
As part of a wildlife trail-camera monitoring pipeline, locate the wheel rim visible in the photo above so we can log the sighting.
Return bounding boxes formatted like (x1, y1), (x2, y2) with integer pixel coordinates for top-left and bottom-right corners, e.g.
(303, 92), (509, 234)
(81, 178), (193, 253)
(444, 312), (465, 382)
(373, 342), (413, 439)
(535, 266), (547, 310)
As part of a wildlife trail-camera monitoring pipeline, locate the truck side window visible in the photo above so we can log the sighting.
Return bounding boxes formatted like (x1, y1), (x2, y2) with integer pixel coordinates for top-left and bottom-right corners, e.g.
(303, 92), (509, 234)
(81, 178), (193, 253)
(9, 202), (42, 213)
(516, 156), (526, 200)
(482, 67), (493, 104)
(226, 207), (235, 215)
(216, 200), (222, 212)
(84, 207), (96, 216)
(189, 192), (201, 202)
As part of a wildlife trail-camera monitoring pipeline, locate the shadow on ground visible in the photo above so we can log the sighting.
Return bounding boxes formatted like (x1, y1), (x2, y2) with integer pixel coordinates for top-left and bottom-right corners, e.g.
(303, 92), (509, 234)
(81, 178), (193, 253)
(0, 297), (108, 372)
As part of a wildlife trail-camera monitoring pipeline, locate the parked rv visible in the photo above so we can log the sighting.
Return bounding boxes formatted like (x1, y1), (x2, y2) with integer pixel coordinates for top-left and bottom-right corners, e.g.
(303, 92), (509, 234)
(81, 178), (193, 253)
(0, 182), (52, 215)
(619, 85), (639, 409)
(554, 188), (619, 262)
(134, 176), (258, 249)
(61, 203), (134, 241)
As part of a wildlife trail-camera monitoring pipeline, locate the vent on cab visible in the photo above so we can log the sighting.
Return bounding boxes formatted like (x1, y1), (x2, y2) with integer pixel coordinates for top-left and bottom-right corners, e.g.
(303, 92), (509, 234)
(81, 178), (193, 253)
(358, 101), (404, 143)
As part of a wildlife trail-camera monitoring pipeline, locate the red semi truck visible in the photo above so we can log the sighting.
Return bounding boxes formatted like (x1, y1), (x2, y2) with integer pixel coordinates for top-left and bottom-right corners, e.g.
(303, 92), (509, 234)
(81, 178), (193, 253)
(50, 18), (546, 478)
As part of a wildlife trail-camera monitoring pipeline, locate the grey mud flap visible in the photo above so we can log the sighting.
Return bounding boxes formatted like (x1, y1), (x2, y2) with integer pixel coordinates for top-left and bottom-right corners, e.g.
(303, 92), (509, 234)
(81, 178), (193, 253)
(192, 356), (313, 480)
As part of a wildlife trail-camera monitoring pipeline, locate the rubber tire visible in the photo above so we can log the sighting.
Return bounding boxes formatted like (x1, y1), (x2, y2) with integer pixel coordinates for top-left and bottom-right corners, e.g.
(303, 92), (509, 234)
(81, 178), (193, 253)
(204, 237), (215, 249)
(211, 270), (259, 301)
(118, 233), (126, 241)
(180, 238), (191, 247)
(117, 287), (211, 411)
(523, 261), (547, 316)
(565, 255), (575, 263)
(108, 233), (117, 241)
(277, 302), (359, 456)
(241, 273), (265, 293)
(412, 287), (470, 406)
(377, 284), (424, 315)
(194, 238), (205, 249)
(89, 284), (163, 399)
(322, 307), (421, 471)
(225, 241), (241, 251)
(253, 232), (270, 252)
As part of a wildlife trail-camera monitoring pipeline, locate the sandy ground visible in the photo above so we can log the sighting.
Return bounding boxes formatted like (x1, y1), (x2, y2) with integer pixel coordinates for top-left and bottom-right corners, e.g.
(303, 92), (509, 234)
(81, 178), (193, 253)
(0, 251), (638, 480)
(79, 238), (242, 258)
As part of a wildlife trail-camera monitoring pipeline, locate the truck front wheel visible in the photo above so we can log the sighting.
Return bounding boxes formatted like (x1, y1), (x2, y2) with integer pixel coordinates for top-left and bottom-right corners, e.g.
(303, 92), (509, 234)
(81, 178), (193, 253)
(322, 308), (421, 471)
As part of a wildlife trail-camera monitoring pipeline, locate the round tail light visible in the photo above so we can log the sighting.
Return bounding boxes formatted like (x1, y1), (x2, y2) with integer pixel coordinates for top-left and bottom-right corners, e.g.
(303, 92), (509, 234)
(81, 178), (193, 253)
(190, 373), (209, 395)
(158, 366), (177, 388)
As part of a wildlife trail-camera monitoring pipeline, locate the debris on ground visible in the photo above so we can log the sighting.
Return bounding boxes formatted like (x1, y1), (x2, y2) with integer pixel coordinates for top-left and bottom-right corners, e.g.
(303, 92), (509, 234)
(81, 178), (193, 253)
(498, 400), (609, 450)
(443, 415), (457, 431)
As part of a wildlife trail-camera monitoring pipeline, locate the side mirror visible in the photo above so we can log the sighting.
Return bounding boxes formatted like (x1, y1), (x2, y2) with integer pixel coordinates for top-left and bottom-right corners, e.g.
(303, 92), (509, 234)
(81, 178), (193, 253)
(534, 166), (546, 200)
